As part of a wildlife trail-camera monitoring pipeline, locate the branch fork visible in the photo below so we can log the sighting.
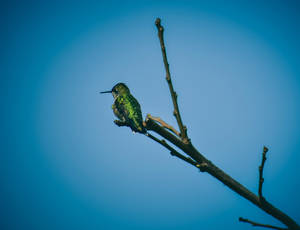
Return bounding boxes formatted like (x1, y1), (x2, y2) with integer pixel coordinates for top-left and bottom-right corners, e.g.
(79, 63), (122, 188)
(146, 114), (180, 137)
(155, 18), (190, 144)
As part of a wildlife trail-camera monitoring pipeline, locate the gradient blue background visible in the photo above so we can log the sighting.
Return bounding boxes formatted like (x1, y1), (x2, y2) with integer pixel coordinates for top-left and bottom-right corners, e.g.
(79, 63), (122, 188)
(1, 1), (300, 229)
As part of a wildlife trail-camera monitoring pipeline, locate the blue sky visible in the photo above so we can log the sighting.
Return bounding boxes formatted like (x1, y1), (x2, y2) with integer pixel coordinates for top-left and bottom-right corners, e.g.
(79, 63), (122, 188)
(1, 1), (300, 229)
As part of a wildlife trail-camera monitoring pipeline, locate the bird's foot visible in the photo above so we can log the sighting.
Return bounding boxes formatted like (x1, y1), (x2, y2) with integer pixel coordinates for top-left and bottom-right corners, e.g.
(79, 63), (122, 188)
(114, 120), (128, 127)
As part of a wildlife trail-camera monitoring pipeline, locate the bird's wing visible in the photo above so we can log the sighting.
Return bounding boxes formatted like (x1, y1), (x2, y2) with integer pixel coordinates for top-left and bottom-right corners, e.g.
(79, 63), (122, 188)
(127, 94), (146, 133)
(114, 96), (129, 121)
(128, 94), (143, 123)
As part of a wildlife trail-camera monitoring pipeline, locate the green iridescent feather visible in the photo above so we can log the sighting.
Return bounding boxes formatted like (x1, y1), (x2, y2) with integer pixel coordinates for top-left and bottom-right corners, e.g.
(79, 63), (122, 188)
(113, 94), (146, 133)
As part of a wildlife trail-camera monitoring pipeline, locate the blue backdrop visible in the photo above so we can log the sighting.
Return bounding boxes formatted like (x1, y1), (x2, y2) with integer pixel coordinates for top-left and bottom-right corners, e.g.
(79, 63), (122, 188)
(1, 1), (300, 229)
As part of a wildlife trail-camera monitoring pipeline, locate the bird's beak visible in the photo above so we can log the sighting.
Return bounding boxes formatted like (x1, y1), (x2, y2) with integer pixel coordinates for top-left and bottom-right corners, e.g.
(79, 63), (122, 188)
(100, 90), (112, 94)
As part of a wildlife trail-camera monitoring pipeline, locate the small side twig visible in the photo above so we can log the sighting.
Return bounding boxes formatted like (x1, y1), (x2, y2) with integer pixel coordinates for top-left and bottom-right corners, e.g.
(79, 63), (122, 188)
(155, 18), (189, 144)
(259, 146), (268, 200)
(147, 114), (180, 137)
(146, 132), (197, 167)
(239, 217), (287, 230)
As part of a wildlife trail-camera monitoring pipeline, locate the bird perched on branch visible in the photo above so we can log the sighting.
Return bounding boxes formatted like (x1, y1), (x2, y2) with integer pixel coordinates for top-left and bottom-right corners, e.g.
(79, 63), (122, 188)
(100, 82), (146, 134)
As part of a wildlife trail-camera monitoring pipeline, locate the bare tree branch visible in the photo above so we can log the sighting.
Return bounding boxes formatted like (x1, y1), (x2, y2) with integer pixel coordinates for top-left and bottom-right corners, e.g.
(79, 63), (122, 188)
(147, 114), (180, 137)
(155, 18), (189, 144)
(111, 18), (300, 230)
(148, 19), (300, 230)
(259, 146), (269, 200)
(146, 132), (197, 167)
(145, 110), (299, 230)
(239, 217), (287, 230)
(145, 115), (205, 164)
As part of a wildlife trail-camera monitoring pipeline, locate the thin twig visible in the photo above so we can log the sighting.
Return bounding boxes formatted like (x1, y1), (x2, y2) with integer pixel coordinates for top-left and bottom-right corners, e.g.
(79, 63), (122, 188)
(259, 146), (269, 200)
(239, 217), (287, 230)
(146, 132), (197, 167)
(155, 18), (189, 144)
(147, 114), (180, 137)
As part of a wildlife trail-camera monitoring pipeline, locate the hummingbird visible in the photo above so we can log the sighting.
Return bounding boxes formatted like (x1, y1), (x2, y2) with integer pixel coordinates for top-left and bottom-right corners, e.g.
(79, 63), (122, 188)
(100, 82), (147, 134)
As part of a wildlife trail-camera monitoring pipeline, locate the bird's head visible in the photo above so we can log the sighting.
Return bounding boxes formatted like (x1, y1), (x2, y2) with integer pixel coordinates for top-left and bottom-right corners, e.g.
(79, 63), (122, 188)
(100, 82), (130, 98)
